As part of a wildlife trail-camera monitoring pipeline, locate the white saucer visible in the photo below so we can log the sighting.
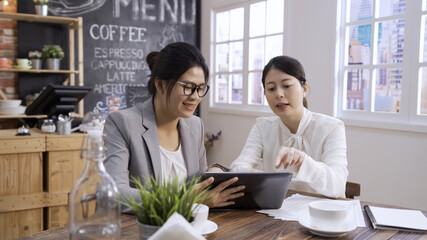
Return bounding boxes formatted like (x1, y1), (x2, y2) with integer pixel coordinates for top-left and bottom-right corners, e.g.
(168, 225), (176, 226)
(298, 218), (357, 238)
(14, 65), (31, 70)
(201, 220), (218, 235)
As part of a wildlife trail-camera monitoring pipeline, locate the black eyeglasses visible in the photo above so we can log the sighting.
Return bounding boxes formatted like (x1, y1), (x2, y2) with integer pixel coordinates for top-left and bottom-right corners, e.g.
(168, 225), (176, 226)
(177, 81), (210, 97)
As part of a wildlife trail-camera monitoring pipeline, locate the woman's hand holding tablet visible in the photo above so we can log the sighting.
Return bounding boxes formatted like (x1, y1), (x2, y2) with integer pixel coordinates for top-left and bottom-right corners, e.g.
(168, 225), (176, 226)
(201, 172), (293, 209)
(196, 176), (245, 208)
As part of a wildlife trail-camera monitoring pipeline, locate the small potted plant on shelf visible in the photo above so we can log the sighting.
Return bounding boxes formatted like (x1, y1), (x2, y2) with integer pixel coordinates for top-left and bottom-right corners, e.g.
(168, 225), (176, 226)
(33, 0), (49, 16)
(28, 50), (42, 69)
(121, 176), (207, 240)
(42, 45), (64, 70)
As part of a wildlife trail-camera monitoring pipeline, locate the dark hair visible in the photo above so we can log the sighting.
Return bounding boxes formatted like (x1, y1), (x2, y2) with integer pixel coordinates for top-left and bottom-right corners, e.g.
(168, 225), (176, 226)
(261, 56), (308, 108)
(146, 42), (209, 100)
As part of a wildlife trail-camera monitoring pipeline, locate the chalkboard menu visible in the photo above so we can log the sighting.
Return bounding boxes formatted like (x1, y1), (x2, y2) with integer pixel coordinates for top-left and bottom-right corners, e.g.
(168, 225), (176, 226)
(19, 0), (200, 113)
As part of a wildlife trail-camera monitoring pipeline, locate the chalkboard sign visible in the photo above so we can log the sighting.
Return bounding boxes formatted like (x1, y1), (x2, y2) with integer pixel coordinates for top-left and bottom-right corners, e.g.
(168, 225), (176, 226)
(126, 86), (151, 108)
(19, 0), (200, 113)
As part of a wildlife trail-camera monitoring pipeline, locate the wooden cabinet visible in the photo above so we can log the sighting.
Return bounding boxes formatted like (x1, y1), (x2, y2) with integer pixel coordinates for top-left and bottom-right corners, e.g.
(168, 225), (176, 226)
(44, 133), (86, 229)
(0, 129), (86, 239)
(0, 12), (85, 116)
(0, 130), (44, 240)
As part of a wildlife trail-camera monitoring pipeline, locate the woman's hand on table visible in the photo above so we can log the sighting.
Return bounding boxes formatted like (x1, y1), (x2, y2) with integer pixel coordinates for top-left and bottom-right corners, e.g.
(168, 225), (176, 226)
(196, 176), (245, 208)
(275, 146), (305, 170)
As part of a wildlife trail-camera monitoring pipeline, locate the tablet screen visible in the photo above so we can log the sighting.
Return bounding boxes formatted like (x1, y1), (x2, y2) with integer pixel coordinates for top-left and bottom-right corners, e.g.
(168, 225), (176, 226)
(201, 172), (293, 209)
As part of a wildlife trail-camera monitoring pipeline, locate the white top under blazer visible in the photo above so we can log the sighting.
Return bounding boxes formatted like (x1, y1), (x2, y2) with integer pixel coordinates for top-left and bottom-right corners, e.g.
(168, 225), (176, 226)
(231, 108), (348, 198)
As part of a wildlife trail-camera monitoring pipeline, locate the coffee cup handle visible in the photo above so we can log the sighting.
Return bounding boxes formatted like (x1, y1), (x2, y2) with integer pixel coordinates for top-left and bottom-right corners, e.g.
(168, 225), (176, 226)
(28, 61), (32, 66)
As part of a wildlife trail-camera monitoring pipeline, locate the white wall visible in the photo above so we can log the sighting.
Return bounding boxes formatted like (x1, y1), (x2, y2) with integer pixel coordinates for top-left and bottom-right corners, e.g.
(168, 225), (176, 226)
(200, 0), (427, 211)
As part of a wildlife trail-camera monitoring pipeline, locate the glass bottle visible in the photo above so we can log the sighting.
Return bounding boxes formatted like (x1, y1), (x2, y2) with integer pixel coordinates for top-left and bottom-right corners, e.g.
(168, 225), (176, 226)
(41, 119), (56, 133)
(69, 130), (121, 240)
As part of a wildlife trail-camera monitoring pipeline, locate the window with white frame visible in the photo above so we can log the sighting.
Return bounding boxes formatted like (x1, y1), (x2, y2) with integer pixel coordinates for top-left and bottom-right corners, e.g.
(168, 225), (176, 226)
(337, 0), (427, 126)
(212, 0), (285, 111)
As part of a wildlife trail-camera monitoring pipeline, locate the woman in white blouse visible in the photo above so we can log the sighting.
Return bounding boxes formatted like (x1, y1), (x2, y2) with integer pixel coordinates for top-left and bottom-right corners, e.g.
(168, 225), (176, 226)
(230, 56), (348, 198)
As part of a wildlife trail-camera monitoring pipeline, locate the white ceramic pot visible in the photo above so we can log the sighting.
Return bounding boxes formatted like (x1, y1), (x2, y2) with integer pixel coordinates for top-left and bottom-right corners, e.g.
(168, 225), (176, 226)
(47, 58), (61, 70)
(35, 5), (48, 16)
(136, 220), (161, 240)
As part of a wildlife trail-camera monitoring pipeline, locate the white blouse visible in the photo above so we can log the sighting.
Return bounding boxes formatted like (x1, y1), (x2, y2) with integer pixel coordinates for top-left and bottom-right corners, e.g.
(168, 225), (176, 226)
(159, 144), (187, 184)
(230, 108), (348, 198)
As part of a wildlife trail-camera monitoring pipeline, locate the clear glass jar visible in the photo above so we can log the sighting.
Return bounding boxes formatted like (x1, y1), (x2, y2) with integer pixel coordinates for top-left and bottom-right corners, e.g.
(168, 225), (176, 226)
(79, 107), (107, 132)
(107, 94), (120, 113)
(41, 119), (56, 133)
(69, 130), (121, 240)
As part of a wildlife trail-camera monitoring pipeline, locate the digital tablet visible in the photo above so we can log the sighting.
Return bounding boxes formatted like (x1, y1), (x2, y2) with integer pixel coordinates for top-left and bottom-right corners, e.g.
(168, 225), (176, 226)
(201, 172), (293, 209)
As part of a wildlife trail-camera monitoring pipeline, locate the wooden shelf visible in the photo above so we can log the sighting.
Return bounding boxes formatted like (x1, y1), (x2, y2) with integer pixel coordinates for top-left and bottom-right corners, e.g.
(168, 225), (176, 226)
(0, 68), (79, 74)
(0, 114), (47, 119)
(0, 12), (85, 117)
(0, 12), (79, 27)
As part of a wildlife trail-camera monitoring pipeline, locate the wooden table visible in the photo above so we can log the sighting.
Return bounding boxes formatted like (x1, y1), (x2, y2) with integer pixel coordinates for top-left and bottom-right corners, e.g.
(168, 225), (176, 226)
(16, 200), (427, 240)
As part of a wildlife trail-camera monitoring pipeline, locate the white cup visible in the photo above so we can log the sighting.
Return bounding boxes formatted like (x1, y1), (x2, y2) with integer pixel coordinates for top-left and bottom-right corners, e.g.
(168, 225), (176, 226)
(17, 58), (32, 67)
(309, 200), (347, 230)
(191, 203), (209, 233)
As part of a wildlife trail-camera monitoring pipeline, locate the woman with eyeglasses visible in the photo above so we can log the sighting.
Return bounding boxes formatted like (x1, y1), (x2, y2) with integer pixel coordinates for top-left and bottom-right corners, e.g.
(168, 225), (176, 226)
(104, 42), (244, 209)
(230, 56), (348, 198)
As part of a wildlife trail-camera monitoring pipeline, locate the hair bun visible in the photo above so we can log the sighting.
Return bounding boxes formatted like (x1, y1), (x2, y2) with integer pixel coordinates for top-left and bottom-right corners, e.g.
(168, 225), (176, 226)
(146, 51), (159, 71)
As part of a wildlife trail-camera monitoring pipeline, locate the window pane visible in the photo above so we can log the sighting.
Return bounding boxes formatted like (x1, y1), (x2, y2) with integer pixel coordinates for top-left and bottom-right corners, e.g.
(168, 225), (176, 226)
(216, 43), (229, 72)
(347, 24), (372, 65)
(266, 0), (284, 35)
(215, 74), (228, 103)
(345, 69), (370, 110)
(229, 41), (243, 72)
(348, 0), (373, 23)
(419, 68), (427, 115)
(250, 2), (266, 37)
(265, 35), (283, 63)
(424, 0), (427, 11)
(421, 15), (427, 62)
(249, 72), (264, 105)
(249, 38), (265, 71)
(231, 74), (243, 103)
(375, 19), (405, 64)
(374, 68), (402, 113)
(230, 8), (244, 40)
(377, 0), (406, 18)
(216, 11), (229, 42)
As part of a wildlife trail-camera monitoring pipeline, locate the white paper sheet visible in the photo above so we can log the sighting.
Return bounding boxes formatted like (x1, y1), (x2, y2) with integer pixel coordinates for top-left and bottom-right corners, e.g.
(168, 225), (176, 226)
(257, 194), (366, 227)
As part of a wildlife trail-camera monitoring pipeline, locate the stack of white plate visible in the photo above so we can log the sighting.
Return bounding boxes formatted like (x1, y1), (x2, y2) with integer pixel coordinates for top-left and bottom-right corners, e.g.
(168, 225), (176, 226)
(0, 100), (26, 115)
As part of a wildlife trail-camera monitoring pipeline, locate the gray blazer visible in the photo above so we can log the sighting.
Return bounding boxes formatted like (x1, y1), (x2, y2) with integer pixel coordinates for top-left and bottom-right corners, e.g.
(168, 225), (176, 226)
(104, 98), (207, 201)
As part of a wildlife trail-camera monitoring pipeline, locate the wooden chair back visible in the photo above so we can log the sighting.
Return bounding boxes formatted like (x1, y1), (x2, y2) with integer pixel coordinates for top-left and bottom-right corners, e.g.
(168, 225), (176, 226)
(345, 181), (361, 199)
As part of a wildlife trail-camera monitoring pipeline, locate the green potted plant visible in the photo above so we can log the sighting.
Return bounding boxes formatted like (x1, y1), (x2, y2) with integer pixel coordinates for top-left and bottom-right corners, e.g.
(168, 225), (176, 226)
(42, 45), (64, 70)
(33, 0), (49, 16)
(28, 50), (42, 69)
(121, 176), (208, 240)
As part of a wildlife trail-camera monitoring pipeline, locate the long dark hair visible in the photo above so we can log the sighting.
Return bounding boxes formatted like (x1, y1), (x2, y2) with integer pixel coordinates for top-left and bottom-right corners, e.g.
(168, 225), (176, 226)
(146, 42), (209, 101)
(261, 56), (308, 108)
